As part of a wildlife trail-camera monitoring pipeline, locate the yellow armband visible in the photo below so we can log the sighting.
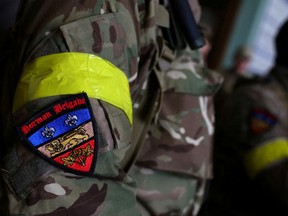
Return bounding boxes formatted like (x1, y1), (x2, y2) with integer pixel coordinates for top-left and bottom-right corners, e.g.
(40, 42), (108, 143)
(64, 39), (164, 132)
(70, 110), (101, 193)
(13, 52), (132, 124)
(244, 138), (288, 178)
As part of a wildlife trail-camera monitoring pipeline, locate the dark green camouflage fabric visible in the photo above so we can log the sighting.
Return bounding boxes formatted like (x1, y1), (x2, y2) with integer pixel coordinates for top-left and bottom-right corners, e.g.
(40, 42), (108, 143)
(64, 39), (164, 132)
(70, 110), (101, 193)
(0, 0), (222, 215)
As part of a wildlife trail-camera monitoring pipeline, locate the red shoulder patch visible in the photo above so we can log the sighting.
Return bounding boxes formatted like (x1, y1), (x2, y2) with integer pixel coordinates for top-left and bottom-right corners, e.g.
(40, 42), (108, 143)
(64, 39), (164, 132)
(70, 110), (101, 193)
(250, 108), (277, 134)
(17, 93), (98, 176)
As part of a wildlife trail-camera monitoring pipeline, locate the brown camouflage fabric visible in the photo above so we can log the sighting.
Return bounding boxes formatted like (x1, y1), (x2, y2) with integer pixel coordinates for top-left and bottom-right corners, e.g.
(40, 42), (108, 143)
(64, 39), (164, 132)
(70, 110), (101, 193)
(0, 0), (222, 215)
(129, 48), (222, 215)
(200, 66), (288, 216)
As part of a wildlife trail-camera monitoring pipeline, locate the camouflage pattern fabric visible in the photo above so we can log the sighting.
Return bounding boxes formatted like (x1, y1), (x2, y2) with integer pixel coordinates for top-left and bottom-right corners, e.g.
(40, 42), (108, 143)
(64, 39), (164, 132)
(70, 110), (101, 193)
(129, 47), (222, 216)
(200, 66), (288, 216)
(1, 1), (155, 215)
(0, 0), (222, 215)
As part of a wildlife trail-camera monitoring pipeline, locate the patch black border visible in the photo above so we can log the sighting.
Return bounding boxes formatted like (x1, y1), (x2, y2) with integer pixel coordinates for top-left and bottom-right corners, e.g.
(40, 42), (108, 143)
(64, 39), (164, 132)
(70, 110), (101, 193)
(16, 92), (98, 176)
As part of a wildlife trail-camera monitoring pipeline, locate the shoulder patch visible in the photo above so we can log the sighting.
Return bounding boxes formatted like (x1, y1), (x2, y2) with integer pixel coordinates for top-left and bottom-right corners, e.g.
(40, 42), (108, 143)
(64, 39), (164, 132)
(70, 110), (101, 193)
(250, 108), (277, 134)
(17, 93), (98, 176)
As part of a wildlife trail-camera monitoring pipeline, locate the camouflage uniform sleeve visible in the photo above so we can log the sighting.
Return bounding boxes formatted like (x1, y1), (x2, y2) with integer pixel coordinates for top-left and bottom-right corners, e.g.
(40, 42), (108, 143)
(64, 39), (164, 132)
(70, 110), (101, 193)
(128, 48), (223, 216)
(219, 81), (288, 211)
(0, 1), (158, 215)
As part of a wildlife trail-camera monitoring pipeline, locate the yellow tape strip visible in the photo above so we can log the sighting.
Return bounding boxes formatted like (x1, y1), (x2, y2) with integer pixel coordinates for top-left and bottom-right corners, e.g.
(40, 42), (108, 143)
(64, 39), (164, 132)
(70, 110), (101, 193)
(13, 52), (132, 124)
(244, 138), (288, 178)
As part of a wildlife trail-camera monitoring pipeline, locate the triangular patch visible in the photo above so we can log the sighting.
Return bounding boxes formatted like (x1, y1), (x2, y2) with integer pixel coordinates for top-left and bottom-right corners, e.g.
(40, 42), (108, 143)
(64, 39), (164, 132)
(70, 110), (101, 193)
(17, 93), (98, 176)
(250, 108), (277, 134)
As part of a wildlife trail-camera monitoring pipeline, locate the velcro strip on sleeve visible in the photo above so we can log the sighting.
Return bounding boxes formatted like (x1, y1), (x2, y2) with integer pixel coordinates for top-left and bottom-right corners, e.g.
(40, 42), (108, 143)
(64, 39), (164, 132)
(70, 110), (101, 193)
(244, 138), (288, 178)
(13, 52), (132, 124)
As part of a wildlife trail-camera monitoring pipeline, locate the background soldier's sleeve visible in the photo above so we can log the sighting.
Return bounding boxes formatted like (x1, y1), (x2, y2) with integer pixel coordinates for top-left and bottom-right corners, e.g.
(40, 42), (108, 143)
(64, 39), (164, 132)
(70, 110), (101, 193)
(0, 1), (158, 215)
(219, 82), (288, 213)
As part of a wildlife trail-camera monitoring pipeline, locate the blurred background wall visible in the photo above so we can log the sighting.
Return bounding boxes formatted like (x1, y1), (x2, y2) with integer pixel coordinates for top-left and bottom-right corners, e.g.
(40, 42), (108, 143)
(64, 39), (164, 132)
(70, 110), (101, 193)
(200, 0), (288, 76)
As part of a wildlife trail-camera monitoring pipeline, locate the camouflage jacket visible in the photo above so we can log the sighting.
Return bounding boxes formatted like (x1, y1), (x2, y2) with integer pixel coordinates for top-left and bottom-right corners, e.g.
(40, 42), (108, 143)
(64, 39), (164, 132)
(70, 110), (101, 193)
(0, 0), (222, 215)
(202, 65), (288, 216)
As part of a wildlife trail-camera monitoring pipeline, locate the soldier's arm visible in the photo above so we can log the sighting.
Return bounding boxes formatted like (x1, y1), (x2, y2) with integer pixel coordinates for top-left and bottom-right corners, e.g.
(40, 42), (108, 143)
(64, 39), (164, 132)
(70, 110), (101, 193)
(0, 1), (156, 215)
(223, 83), (288, 213)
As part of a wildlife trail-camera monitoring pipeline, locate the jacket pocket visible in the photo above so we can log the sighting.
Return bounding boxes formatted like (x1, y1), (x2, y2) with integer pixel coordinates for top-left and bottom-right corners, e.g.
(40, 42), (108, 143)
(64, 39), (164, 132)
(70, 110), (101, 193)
(135, 49), (222, 179)
(60, 4), (138, 79)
